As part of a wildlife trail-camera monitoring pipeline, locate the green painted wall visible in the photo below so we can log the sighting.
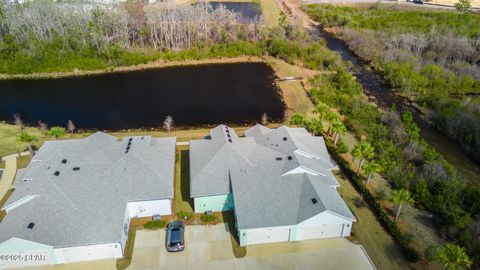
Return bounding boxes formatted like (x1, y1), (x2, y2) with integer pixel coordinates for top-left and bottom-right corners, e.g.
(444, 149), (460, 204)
(289, 226), (297, 241)
(239, 229), (248, 247)
(0, 238), (57, 264)
(194, 193), (234, 213)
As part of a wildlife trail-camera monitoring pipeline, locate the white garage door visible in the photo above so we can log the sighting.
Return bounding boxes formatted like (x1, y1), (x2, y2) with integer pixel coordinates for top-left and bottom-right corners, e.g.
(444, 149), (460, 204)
(57, 243), (120, 263)
(247, 227), (290, 245)
(300, 224), (344, 240)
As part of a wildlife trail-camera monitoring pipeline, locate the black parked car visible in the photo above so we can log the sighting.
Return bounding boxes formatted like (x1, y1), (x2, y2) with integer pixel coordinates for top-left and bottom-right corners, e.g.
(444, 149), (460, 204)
(165, 221), (185, 252)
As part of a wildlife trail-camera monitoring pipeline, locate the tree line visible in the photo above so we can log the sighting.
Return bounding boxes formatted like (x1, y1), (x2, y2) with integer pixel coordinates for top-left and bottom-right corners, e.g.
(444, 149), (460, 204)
(304, 3), (480, 166)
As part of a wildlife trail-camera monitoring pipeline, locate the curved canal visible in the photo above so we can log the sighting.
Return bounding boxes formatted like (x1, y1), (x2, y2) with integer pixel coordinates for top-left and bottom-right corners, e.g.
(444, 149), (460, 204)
(321, 31), (480, 184)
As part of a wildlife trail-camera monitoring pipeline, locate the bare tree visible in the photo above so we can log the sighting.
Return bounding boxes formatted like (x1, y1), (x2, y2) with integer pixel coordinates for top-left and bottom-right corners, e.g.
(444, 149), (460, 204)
(13, 113), (23, 130)
(67, 120), (75, 134)
(261, 113), (268, 126)
(163, 115), (174, 133)
(38, 120), (48, 132)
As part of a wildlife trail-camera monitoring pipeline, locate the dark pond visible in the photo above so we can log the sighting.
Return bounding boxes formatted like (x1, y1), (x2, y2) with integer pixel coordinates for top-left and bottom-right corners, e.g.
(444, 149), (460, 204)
(206, 2), (262, 23)
(0, 63), (285, 130)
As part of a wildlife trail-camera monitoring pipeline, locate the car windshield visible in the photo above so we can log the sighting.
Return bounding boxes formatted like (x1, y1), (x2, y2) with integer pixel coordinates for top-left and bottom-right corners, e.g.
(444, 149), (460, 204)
(170, 228), (182, 244)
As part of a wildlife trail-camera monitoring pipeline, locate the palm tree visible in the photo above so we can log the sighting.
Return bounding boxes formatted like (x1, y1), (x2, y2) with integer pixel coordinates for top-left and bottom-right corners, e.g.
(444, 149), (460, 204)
(306, 119), (323, 136)
(16, 132), (38, 155)
(325, 111), (339, 137)
(314, 103), (329, 121)
(331, 119), (346, 145)
(437, 243), (472, 270)
(391, 189), (414, 223)
(362, 160), (382, 185)
(351, 142), (375, 173)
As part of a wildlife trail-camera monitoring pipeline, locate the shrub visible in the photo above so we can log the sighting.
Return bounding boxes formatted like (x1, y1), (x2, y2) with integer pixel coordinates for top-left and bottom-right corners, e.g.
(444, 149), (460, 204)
(144, 220), (166, 230)
(336, 139), (349, 154)
(47, 126), (66, 139)
(201, 213), (217, 223)
(176, 211), (193, 220)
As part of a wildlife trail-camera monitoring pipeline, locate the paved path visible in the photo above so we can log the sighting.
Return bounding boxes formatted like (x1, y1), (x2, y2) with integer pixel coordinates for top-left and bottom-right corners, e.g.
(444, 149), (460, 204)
(0, 151), (30, 207)
(0, 156), (18, 205)
(176, 141), (189, 146)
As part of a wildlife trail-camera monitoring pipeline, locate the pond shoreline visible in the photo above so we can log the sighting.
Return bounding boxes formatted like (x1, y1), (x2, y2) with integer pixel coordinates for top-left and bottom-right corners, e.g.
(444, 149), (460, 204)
(0, 56), (265, 80)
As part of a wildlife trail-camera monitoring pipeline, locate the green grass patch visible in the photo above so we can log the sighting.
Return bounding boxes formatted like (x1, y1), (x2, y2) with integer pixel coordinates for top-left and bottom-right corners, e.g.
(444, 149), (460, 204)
(143, 220), (166, 230)
(201, 213), (217, 223)
(303, 4), (480, 37)
(175, 148), (194, 213)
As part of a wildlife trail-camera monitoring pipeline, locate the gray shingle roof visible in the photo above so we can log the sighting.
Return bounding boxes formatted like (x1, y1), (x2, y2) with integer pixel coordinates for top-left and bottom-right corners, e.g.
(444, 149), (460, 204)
(190, 124), (354, 230)
(0, 132), (175, 248)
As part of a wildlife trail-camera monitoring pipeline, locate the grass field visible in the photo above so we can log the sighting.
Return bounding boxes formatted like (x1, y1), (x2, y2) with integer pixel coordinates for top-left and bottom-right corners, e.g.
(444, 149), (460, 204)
(304, 3), (480, 37)
(175, 146), (194, 213)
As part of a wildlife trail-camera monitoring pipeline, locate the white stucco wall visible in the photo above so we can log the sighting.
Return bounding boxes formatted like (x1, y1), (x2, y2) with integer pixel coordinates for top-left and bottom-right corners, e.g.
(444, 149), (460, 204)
(54, 243), (122, 264)
(126, 199), (171, 218)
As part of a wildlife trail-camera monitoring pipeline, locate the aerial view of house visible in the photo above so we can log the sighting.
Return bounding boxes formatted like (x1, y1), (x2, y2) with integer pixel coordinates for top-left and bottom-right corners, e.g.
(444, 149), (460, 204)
(0, 132), (176, 268)
(190, 124), (355, 246)
(0, 0), (478, 268)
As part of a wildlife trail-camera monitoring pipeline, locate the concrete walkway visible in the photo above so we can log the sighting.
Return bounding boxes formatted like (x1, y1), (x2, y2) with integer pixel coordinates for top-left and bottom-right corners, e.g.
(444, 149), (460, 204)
(176, 141), (189, 146)
(0, 151), (29, 205)
(0, 156), (18, 205)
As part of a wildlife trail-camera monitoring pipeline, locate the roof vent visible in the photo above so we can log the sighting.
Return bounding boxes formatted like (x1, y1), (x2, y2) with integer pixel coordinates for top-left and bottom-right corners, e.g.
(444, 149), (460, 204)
(126, 145), (131, 151)
(283, 137), (287, 141)
(228, 139), (232, 143)
(287, 156), (293, 160)
(125, 150), (129, 154)
(73, 167), (80, 171)
(311, 198), (318, 204)
(129, 137), (133, 142)
(54, 171), (60, 176)
(227, 134), (231, 138)
(276, 157), (283, 161)
(27, 223), (35, 229)
(61, 159), (67, 164)
(226, 129), (230, 133)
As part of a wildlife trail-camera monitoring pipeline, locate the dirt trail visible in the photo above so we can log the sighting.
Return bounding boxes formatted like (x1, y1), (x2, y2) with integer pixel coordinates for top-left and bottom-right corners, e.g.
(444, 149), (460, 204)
(277, 0), (319, 31)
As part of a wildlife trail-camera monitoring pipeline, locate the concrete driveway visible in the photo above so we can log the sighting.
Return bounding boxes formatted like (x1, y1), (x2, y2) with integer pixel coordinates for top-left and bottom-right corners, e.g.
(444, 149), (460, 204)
(129, 224), (376, 270)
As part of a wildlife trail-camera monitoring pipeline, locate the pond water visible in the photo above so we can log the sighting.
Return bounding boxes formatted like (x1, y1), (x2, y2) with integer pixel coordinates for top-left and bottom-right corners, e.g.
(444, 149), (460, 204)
(202, 2), (262, 23)
(0, 63), (285, 130)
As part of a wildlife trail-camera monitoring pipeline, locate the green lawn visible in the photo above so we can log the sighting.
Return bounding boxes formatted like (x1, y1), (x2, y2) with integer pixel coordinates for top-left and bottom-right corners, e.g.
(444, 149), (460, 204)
(175, 146), (194, 213)
(0, 123), (46, 157)
(260, 0), (282, 26)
